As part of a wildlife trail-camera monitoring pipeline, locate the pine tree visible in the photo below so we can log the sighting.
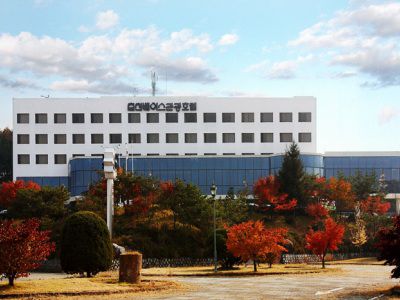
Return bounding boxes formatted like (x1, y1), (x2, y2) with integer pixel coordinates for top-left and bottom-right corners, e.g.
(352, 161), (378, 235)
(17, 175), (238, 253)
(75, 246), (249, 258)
(278, 142), (306, 209)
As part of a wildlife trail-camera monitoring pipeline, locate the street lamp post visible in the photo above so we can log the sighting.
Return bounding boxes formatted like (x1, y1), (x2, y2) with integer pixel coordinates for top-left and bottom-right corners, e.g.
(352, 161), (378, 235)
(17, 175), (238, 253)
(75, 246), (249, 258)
(210, 183), (218, 273)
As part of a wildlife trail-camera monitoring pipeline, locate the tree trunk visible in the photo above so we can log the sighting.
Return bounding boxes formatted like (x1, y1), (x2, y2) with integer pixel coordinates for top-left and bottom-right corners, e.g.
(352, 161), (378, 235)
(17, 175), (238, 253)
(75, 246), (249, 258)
(253, 260), (257, 272)
(8, 275), (15, 286)
(322, 254), (326, 269)
(269, 262), (272, 268)
(87, 272), (92, 278)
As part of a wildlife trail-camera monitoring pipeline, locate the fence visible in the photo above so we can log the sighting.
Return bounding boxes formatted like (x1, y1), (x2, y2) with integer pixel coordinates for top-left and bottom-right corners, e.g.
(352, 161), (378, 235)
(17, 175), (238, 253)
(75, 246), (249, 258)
(282, 252), (377, 264)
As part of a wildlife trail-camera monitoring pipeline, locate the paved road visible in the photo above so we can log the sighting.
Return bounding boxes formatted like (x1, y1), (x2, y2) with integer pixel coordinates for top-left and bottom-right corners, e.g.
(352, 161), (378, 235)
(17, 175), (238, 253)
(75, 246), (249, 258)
(148, 265), (398, 299)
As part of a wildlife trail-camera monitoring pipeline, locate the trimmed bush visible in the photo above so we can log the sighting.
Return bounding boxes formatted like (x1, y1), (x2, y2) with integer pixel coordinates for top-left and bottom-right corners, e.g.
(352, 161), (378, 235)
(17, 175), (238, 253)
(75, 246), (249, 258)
(60, 211), (112, 277)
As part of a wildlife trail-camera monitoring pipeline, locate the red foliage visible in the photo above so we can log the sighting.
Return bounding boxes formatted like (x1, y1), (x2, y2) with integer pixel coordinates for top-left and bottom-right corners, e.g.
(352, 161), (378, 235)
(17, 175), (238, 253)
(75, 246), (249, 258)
(305, 217), (345, 268)
(226, 220), (288, 271)
(160, 181), (174, 194)
(306, 203), (329, 222)
(376, 216), (400, 278)
(253, 176), (297, 211)
(0, 219), (55, 286)
(360, 196), (391, 215)
(0, 180), (41, 208)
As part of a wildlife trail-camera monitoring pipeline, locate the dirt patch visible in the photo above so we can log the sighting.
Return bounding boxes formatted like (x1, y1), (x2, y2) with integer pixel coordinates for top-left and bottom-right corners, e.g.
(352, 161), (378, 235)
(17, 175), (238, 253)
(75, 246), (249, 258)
(0, 272), (184, 299)
(142, 264), (339, 277)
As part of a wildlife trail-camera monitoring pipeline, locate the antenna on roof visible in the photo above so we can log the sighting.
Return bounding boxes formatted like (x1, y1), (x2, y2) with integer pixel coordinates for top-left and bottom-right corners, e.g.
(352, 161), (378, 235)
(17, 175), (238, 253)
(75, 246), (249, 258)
(151, 71), (157, 97)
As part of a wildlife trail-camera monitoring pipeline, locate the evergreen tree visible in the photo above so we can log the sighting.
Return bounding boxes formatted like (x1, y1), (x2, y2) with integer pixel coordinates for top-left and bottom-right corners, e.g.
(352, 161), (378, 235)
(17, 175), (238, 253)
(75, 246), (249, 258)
(0, 128), (12, 182)
(278, 142), (306, 209)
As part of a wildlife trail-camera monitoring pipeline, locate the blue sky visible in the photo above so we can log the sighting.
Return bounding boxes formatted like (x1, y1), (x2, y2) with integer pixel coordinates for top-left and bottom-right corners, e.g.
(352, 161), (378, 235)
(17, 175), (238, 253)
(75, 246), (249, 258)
(0, 0), (399, 153)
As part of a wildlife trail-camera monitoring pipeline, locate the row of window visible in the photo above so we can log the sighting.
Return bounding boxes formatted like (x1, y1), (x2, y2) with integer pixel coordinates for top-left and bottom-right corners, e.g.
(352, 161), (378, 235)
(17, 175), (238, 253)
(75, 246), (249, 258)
(17, 132), (312, 144)
(18, 152), (284, 164)
(16, 112), (312, 124)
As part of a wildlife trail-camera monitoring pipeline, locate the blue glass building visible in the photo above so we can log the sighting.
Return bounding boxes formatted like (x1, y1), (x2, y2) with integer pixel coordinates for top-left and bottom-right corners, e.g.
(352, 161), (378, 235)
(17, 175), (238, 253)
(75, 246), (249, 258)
(17, 153), (400, 198)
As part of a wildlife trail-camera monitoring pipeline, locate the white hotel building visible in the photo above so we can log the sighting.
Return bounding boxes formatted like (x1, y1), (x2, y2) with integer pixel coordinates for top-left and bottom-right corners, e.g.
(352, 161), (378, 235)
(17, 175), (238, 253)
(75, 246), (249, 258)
(13, 96), (316, 180)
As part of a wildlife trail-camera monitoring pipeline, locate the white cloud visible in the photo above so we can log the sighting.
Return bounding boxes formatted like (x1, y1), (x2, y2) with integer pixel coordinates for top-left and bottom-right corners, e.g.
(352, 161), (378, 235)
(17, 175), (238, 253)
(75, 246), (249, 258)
(0, 26), (218, 94)
(378, 106), (400, 124)
(246, 55), (312, 79)
(218, 33), (239, 46)
(288, 1), (400, 87)
(96, 10), (119, 30)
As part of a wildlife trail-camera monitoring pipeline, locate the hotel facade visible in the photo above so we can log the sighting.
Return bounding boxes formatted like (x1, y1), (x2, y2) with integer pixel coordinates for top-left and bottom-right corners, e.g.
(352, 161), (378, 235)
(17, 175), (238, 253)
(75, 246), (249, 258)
(12, 96), (400, 214)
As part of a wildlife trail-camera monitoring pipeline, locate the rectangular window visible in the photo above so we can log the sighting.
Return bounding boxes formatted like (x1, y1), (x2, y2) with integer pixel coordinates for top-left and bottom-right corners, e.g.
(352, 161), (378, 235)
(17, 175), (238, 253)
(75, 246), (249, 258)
(128, 113), (140, 123)
(35, 134), (48, 144)
(203, 113), (216, 123)
(91, 113), (103, 123)
(280, 133), (293, 142)
(185, 153), (197, 156)
(241, 133), (254, 143)
(72, 113), (85, 123)
(72, 134), (85, 144)
(280, 112), (292, 122)
(223, 133), (235, 143)
(223, 153), (235, 155)
(298, 132), (312, 142)
(35, 113), (47, 124)
(36, 154), (48, 164)
(185, 133), (197, 143)
(204, 153), (217, 156)
(166, 133), (178, 143)
(166, 153), (179, 156)
(241, 113), (254, 122)
(54, 154), (67, 164)
(54, 113), (66, 124)
(54, 134), (66, 144)
(261, 133), (273, 143)
(72, 154), (84, 158)
(17, 113), (29, 124)
(184, 113), (197, 123)
(260, 112), (273, 122)
(109, 133), (122, 144)
(204, 133), (217, 143)
(222, 113), (235, 123)
(17, 134), (29, 144)
(109, 113), (122, 123)
(147, 153), (159, 156)
(128, 133), (141, 143)
(91, 134), (103, 144)
(299, 112), (312, 122)
(147, 133), (159, 143)
(166, 113), (178, 123)
(147, 113), (159, 123)
(18, 154), (30, 164)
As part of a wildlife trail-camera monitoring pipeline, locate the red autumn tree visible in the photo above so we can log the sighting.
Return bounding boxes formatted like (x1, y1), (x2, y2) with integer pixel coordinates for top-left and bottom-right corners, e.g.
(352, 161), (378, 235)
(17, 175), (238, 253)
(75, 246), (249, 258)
(305, 217), (345, 268)
(360, 195), (391, 215)
(253, 176), (297, 211)
(0, 219), (55, 286)
(376, 216), (400, 278)
(226, 220), (288, 271)
(306, 203), (329, 223)
(0, 180), (41, 209)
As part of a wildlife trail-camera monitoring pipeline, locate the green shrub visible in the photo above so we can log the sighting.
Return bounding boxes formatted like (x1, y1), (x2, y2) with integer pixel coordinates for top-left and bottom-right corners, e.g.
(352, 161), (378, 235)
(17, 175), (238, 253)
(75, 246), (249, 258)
(60, 211), (112, 277)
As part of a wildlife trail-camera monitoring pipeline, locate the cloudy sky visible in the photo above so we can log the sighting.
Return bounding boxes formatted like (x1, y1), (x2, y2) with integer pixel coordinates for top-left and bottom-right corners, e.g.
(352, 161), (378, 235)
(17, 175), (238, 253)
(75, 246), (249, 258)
(0, 0), (399, 153)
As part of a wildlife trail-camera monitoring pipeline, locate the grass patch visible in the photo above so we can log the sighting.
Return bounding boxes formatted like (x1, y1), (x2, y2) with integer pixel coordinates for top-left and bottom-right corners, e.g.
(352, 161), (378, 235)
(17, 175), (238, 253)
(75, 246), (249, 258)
(142, 263), (338, 277)
(0, 272), (182, 299)
(334, 285), (400, 299)
(327, 257), (384, 265)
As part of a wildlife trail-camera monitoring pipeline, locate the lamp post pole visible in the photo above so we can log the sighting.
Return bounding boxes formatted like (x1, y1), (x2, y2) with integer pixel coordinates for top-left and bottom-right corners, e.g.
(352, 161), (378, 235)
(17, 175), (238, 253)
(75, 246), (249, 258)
(210, 183), (217, 273)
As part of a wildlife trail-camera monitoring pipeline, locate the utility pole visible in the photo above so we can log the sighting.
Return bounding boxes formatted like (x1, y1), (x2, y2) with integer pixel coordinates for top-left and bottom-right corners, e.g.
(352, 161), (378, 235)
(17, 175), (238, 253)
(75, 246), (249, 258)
(103, 148), (116, 238)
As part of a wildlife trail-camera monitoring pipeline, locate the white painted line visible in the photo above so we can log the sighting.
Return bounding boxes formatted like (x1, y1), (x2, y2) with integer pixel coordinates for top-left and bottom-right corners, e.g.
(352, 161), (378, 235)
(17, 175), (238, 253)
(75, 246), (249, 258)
(315, 287), (344, 296)
(368, 294), (385, 300)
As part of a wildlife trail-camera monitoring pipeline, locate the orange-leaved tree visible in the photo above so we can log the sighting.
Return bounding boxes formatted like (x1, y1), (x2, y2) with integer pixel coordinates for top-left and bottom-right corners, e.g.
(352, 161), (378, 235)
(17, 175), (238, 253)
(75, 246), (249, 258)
(253, 176), (297, 211)
(226, 220), (288, 271)
(306, 202), (329, 224)
(0, 219), (55, 286)
(360, 195), (391, 215)
(0, 180), (41, 209)
(305, 217), (345, 268)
